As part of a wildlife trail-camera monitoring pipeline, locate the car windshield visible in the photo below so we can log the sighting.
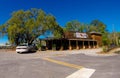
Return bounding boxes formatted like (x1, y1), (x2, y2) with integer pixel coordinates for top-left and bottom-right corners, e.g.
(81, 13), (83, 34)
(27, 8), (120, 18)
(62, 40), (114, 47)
(18, 43), (28, 46)
(19, 44), (27, 46)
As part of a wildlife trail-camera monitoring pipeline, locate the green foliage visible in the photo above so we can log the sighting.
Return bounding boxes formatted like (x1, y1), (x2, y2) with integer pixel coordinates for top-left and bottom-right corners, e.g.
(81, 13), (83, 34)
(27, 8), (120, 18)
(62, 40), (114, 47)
(90, 20), (107, 33)
(102, 46), (108, 52)
(1, 8), (62, 45)
(115, 51), (120, 54)
(90, 20), (109, 46)
(53, 26), (64, 38)
(0, 24), (7, 37)
(65, 20), (85, 32)
(87, 25), (97, 32)
(52, 44), (56, 50)
(109, 32), (120, 46)
(36, 43), (42, 50)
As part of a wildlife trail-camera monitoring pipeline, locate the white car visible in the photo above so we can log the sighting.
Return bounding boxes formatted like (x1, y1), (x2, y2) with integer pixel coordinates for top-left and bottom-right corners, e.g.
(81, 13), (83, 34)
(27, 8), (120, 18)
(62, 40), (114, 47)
(16, 44), (37, 53)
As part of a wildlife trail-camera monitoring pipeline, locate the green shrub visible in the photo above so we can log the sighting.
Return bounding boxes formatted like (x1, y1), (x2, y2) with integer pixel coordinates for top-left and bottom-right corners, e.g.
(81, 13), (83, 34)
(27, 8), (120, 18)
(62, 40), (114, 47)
(52, 44), (56, 50)
(102, 46), (108, 52)
(115, 51), (120, 54)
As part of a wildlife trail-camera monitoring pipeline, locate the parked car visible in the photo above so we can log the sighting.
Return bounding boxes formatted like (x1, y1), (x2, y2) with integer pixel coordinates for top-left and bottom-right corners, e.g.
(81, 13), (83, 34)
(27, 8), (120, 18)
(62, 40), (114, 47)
(16, 44), (37, 53)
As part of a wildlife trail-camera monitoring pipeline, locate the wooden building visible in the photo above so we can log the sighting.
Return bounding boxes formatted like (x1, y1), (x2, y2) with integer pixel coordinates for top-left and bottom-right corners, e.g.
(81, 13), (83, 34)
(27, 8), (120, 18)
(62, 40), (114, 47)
(90, 31), (102, 47)
(45, 31), (102, 50)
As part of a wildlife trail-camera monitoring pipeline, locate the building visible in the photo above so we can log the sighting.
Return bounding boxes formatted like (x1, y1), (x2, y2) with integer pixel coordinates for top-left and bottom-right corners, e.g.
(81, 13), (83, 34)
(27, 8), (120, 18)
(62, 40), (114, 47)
(44, 31), (102, 50)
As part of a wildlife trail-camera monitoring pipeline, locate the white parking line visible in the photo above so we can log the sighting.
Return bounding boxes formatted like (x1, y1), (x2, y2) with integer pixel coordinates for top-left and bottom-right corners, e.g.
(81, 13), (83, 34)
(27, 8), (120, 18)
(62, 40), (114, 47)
(66, 68), (96, 78)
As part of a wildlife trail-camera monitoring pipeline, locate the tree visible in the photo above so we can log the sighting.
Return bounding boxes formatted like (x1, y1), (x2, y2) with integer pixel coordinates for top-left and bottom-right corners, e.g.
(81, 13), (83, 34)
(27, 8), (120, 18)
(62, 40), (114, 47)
(90, 20), (107, 33)
(109, 32), (120, 46)
(0, 26), (3, 37)
(0, 24), (7, 37)
(86, 25), (97, 32)
(43, 14), (64, 38)
(53, 26), (64, 38)
(1, 8), (62, 45)
(64, 20), (85, 32)
(90, 20), (109, 46)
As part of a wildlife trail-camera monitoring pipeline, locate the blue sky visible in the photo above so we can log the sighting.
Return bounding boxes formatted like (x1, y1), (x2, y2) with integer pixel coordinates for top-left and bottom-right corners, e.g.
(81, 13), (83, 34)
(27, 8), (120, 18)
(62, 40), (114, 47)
(0, 0), (120, 44)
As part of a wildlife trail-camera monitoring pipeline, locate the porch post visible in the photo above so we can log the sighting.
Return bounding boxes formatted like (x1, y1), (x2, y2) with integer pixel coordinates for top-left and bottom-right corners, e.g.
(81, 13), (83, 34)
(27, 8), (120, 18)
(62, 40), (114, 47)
(52, 40), (53, 50)
(93, 41), (95, 48)
(46, 40), (48, 50)
(76, 40), (79, 50)
(69, 40), (72, 50)
(83, 41), (85, 49)
(96, 41), (99, 48)
(88, 41), (91, 49)
(60, 39), (63, 50)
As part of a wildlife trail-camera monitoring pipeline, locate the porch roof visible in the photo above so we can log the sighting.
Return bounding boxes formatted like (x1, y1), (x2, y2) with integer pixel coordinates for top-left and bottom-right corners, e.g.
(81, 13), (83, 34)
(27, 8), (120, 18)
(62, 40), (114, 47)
(44, 38), (97, 41)
(67, 38), (97, 41)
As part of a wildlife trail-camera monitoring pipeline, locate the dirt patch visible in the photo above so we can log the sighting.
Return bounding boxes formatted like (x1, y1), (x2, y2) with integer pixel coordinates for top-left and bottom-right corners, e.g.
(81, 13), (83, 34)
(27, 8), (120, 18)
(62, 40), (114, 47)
(97, 51), (110, 54)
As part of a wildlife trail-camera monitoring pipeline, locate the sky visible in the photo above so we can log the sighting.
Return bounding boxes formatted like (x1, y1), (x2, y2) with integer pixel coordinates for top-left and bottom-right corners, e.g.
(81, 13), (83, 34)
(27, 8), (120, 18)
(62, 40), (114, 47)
(0, 0), (120, 44)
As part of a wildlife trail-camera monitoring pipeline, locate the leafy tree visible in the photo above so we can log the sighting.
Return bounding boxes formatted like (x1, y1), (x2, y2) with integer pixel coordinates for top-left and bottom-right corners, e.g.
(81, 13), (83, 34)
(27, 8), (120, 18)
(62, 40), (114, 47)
(0, 26), (3, 37)
(64, 20), (85, 32)
(90, 20), (107, 33)
(90, 20), (109, 46)
(44, 14), (64, 38)
(87, 25), (97, 32)
(53, 26), (64, 38)
(0, 24), (7, 37)
(109, 32), (120, 46)
(0, 8), (63, 45)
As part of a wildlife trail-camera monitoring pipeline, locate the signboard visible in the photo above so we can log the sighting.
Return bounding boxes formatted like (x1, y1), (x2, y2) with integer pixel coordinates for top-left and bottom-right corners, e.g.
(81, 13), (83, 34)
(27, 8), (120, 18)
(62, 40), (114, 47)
(75, 32), (88, 38)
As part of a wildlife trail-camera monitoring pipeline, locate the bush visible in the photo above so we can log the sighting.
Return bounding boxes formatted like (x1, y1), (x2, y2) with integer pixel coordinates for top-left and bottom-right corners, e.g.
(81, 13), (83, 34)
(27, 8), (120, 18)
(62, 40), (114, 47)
(102, 46), (108, 52)
(52, 44), (56, 50)
(115, 51), (120, 54)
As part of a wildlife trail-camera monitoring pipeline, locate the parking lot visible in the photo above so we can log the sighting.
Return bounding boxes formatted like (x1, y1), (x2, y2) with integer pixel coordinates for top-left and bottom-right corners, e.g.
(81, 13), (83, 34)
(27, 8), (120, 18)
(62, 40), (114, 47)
(0, 49), (120, 78)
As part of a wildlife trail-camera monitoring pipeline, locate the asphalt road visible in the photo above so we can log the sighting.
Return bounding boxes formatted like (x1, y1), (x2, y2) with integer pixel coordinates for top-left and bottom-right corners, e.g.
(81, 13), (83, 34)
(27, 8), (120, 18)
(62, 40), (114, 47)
(51, 54), (120, 78)
(0, 51), (120, 78)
